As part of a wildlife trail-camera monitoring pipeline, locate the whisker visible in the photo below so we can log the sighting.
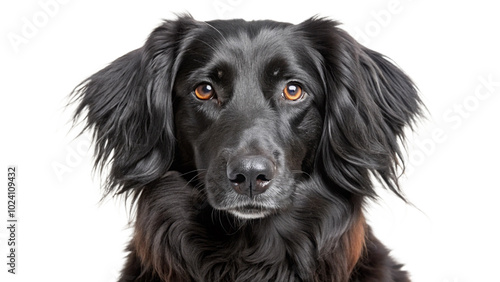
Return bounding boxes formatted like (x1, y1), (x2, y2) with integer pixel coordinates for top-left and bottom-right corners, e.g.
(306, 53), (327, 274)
(202, 21), (227, 42)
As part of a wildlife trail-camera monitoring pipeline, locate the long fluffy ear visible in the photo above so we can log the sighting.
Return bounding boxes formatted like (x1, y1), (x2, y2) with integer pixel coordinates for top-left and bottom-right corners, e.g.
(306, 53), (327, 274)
(71, 16), (197, 197)
(299, 18), (422, 199)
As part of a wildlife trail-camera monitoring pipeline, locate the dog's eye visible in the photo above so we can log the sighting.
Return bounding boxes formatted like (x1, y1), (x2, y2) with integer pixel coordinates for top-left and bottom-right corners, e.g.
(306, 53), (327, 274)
(283, 83), (303, 101)
(195, 84), (215, 100)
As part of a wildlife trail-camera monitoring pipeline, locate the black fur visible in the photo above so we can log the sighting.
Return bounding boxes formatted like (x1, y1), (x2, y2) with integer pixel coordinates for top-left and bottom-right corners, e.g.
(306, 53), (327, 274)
(72, 15), (422, 281)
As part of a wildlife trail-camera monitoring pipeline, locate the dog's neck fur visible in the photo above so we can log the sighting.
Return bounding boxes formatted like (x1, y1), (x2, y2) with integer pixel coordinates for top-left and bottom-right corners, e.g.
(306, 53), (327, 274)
(124, 172), (368, 282)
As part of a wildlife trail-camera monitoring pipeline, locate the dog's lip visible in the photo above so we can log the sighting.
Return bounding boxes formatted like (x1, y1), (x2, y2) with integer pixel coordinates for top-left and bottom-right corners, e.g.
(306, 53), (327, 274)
(227, 205), (275, 219)
(231, 205), (266, 213)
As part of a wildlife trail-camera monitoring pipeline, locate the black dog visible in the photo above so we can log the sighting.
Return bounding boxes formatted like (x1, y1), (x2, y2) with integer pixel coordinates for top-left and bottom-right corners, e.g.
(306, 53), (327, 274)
(72, 15), (421, 281)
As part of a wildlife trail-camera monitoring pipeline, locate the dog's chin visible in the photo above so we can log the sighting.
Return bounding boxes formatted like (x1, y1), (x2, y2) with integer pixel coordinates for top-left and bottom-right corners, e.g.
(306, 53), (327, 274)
(205, 182), (295, 220)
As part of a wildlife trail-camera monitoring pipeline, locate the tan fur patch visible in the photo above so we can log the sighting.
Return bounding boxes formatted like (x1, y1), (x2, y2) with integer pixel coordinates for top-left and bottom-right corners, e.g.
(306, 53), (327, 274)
(347, 214), (366, 273)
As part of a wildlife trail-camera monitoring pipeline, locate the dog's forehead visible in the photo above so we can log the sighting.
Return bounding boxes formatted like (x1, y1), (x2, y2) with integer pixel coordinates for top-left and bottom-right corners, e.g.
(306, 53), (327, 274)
(204, 19), (293, 42)
(176, 19), (322, 89)
(195, 20), (299, 62)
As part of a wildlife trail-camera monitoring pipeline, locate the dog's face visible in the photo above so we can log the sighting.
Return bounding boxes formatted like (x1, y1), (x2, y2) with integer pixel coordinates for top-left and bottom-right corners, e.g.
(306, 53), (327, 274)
(73, 16), (421, 219)
(173, 21), (325, 218)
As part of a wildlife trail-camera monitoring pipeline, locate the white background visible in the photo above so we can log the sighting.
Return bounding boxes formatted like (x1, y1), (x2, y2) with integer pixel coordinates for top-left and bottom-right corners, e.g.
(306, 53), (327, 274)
(1, 0), (499, 281)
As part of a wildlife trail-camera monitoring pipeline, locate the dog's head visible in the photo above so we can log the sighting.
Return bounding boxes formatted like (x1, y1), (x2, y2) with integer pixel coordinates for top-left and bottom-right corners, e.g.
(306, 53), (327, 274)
(72, 15), (421, 219)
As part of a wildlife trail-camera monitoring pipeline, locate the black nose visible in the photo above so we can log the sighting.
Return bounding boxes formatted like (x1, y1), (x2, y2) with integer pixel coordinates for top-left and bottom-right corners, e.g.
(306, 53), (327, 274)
(227, 155), (276, 198)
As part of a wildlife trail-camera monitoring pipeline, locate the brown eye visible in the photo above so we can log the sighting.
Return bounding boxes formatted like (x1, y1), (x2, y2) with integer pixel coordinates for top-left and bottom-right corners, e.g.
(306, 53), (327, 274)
(195, 84), (215, 100)
(283, 83), (303, 101)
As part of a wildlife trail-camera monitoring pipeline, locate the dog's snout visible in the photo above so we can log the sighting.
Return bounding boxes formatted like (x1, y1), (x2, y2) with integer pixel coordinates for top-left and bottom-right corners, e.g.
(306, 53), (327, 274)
(227, 156), (276, 198)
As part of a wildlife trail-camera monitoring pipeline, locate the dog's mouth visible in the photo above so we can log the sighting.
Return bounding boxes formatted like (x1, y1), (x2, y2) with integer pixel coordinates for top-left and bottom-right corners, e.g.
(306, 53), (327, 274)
(227, 205), (275, 219)
(204, 151), (297, 220)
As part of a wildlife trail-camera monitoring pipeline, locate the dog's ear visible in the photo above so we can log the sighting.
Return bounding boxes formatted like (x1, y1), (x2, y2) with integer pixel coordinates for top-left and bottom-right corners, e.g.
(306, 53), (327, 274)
(71, 16), (197, 197)
(298, 18), (422, 199)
